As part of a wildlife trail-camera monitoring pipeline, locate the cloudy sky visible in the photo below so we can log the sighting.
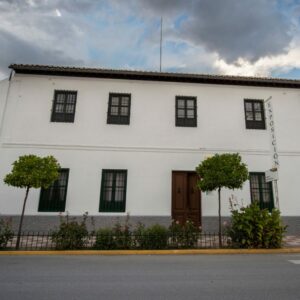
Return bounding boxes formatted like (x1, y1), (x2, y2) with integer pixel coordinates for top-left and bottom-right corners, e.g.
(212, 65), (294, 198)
(1, 0), (300, 80)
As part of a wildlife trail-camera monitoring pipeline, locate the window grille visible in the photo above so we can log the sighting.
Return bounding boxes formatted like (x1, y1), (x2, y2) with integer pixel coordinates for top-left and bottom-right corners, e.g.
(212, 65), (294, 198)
(249, 172), (274, 211)
(107, 93), (131, 125)
(99, 170), (127, 212)
(175, 96), (197, 127)
(244, 99), (266, 129)
(38, 169), (69, 212)
(51, 90), (77, 123)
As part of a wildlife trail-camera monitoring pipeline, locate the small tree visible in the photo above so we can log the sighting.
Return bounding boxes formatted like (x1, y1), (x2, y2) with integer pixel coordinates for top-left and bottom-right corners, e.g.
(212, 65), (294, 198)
(4, 155), (60, 249)
(196, 153), (248, 247)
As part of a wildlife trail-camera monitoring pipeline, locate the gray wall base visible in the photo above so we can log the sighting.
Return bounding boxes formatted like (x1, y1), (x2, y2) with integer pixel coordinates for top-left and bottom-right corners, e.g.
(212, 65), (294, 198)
(1, 215), (172, 233)
(201, 216), (300, 235)
(1, 215), (299, 235)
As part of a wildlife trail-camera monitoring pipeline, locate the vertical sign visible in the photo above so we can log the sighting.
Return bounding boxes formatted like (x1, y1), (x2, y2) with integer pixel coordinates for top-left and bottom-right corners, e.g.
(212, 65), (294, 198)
(265, 97), (279, 168)
(264, 96), (279, 209)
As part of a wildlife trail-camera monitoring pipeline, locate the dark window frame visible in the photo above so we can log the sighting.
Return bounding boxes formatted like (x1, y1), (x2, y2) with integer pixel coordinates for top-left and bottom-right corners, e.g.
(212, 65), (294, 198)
(249, 172), (274, 212)
(38, 168), (69, 212)
(51, 90), (77, 123)
(107, 93), (131, 125)
(244, 99), (266, 129)
(99, 169), (128, 212)
(175, 96), (197, 127)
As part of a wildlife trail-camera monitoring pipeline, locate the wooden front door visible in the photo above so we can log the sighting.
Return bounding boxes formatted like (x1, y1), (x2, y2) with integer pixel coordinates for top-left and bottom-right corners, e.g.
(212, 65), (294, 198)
(172, 171), (201, 226)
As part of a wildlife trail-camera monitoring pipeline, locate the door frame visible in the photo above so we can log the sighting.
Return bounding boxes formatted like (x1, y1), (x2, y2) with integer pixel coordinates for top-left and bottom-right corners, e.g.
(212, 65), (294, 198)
(171, 170), (202, 226)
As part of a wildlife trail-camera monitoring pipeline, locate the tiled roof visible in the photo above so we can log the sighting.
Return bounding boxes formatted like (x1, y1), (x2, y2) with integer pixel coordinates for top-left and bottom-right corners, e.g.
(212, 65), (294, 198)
(9, 64), (300, 88)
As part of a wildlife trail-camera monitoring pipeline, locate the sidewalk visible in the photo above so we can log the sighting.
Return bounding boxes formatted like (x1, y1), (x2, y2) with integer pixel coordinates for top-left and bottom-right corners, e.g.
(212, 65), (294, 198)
(1, 248), (300, 255)
(0, 235), (299, 255)
(283, 235), (300, 248)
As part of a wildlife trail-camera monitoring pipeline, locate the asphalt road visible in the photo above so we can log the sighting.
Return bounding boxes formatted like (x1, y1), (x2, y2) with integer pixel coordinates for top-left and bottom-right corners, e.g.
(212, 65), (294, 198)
(0, 254), (300, 300)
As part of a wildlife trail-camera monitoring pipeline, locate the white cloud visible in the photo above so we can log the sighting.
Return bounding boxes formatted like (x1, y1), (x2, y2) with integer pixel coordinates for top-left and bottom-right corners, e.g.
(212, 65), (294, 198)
(55, 9), (61, 17)
(214, 41), (300, 77)
(26, 0), (36, 7)
(1, 0), (300, 81)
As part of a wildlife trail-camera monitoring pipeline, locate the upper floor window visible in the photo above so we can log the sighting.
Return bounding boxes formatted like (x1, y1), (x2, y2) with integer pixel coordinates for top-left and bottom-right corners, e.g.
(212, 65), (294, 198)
(51, 90), (77, 123)
(176, 96), (197, 127)
(249, 172), (274, 212)
(244, 99), (265, 129)
(99, 169), (127, 212)
(38, 169), (69, 212)
(107, 93), (131, 125)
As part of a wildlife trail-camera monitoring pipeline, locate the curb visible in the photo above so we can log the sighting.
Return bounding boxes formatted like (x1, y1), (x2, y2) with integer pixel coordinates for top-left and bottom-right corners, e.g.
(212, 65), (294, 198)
(1, 248), (300, 255)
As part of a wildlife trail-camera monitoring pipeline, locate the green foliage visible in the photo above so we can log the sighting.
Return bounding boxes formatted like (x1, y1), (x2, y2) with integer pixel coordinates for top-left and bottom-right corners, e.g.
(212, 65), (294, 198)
(169, 220), (200, 248)
(134, 224), (169, 250)
(196, 153), (249, 191)
(95, 222), (169, 250)
(51, 213), (89, 250)
(196, 153), (249, 247)
(111, 218), (132, 250)
(4, 155), (60, 189)
(132, 222), (147, 249)
(227, 202), (286, 248)
(0, 218), (13, 249)
(94, 228), (116, 250)
(4, 154), (60, 249)
(94, 216), (132, 250)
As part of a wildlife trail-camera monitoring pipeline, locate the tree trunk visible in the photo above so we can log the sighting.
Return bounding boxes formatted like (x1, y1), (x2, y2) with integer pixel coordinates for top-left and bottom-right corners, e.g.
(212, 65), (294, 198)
(16, 186), (30, 250)
(218, 187), (222, 248)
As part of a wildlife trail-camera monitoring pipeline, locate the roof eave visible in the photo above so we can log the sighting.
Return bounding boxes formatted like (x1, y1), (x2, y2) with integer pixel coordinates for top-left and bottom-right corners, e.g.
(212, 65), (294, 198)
(9, 64), (300, 89)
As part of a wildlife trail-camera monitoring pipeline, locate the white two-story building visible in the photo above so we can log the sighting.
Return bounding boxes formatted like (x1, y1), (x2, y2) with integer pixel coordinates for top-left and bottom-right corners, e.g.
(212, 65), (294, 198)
(0, 64), (299, 234)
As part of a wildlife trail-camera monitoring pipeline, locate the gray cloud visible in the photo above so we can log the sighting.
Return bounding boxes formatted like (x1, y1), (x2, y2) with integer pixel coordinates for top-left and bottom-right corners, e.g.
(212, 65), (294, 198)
(0, 29), (83, 74)
(0, 0), (92, 78)
(123, 0), (292, 62)
(0, 0), (99, 13)
(0, 0), (296, 79)
(182, 0), (292, 62)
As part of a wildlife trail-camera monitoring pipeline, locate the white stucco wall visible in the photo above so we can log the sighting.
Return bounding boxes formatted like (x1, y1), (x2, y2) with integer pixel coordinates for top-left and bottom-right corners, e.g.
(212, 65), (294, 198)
(0, 73), (300, 217)
(0, 79), (9, 136)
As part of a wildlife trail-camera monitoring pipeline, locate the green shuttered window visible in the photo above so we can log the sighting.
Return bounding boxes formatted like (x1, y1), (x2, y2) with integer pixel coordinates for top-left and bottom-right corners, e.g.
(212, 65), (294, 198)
(244, 99), (266, 129)
(100, 170), (127, 212)
(249, 172), (274, 212)
(51, 90), (77, 123)
(176, 96), (197, 127)
(107, 93), (131, 125)
(38, 169), (69, 212)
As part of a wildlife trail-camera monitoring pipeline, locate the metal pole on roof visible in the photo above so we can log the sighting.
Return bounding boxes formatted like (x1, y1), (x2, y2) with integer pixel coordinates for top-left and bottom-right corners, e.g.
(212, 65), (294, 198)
(160, 17), (163, 72)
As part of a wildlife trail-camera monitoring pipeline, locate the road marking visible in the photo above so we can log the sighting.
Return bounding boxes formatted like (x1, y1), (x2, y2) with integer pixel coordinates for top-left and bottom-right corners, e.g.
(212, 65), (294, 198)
(288, 260), (300, 264)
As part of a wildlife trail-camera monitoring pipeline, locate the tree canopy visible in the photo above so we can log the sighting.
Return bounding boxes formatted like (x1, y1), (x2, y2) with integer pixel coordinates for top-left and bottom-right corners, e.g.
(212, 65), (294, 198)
(196, 153), (248, 247)
(4, 155), (60, 189)
(196, 153), (249, 192)
(4, 154), (60, 250)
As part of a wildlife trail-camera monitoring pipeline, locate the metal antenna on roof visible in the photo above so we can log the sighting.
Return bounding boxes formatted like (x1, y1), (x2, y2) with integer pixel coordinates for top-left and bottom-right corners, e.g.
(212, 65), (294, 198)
(160, 17), (163, 72)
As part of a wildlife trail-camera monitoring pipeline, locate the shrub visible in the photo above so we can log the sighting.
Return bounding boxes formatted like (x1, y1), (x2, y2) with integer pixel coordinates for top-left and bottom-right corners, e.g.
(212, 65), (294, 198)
(94, 228), (116, 250)
(111, 218), (132, 250)
(0, 218), (14, 249)
(134, 224), (168, 250)
(132, 222), (147, 249)
(227, 202), (286, 248)
(51, 213), (89, 250)
(169, 220), (200, 248)
(94, 216), (133, 250)
(94, 220), (203, 250)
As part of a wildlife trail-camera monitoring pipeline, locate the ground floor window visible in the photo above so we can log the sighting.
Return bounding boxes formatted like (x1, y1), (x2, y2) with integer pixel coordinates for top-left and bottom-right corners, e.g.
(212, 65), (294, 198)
(99, 170), (127, 212)
(249, 172), (274, 211)
(38, 169), (69, 212)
